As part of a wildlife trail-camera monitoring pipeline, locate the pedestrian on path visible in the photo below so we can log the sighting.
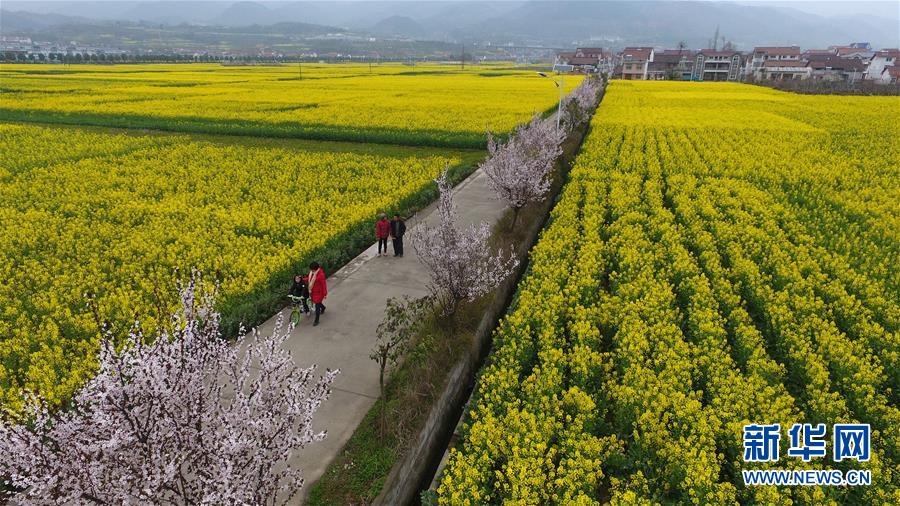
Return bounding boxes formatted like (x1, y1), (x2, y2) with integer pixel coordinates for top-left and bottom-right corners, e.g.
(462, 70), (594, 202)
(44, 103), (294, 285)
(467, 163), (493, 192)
(376, 213), (391, 257)
(308, 261), (328, 326)
(390, 214), (406, 257)
(289, 274), (310, 314)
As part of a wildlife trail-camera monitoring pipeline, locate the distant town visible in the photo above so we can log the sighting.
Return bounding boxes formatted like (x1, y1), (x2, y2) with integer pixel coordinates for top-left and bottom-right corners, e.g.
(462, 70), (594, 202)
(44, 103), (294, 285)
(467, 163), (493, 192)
(2, 34), (897, 87)
(556, 42), (899, 85)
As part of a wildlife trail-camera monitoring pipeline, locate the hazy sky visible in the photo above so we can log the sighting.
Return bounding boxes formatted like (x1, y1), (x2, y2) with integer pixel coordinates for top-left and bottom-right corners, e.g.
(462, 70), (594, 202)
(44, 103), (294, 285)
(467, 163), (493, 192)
(5, 1), (897, 20)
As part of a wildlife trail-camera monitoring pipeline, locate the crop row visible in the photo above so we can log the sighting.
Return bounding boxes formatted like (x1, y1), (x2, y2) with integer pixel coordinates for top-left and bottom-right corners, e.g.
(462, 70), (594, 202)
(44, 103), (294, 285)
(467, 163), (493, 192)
(438, 81), (899, 504)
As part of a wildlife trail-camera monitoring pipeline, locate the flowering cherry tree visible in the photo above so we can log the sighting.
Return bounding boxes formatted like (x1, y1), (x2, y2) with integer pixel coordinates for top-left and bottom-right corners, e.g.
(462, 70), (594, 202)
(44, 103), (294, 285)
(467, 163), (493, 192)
(482, 114), (563, 229)
(412, 168), (518, 315)
(1, 279), (338, 505)
(561, 77), (603, 129)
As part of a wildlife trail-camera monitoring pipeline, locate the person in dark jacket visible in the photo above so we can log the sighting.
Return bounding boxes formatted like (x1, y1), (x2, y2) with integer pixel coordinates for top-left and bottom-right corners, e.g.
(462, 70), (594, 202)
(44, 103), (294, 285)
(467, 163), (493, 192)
(289, 274), (310, 314)
(376, 213), (391, 257)
(308, 261), (328, 326)
(390, 214), (406, 257)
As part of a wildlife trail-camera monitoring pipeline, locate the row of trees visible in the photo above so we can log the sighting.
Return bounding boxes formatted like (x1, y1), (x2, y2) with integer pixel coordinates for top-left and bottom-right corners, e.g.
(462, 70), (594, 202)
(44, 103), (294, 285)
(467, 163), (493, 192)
(372, 76), (603, 401)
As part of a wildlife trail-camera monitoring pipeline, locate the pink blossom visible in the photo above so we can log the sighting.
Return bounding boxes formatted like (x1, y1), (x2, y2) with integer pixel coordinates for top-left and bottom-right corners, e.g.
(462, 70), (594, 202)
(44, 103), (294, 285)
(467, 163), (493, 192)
(482, 114), (563, 222)
(1, 278), (338, 505)
(412, 168), (518, 314)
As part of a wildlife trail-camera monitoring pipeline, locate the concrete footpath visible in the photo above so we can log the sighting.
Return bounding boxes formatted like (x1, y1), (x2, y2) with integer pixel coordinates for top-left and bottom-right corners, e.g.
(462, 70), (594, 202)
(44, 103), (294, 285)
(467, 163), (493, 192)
(249, 168), (506, 503)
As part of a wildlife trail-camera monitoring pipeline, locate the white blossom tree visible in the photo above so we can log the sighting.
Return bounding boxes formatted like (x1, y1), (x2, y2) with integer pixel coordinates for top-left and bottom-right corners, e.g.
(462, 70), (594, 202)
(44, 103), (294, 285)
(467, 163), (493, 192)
(482, 114), (563, 229)
(412, 168), (518, 315)
(561, 77), (602, 129)
(0, 278), (338, 505)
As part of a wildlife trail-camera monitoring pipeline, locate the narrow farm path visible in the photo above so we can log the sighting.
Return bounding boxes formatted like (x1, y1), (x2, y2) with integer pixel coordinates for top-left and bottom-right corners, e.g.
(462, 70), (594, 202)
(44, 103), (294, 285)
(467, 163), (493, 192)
(249, 168), (507, 503)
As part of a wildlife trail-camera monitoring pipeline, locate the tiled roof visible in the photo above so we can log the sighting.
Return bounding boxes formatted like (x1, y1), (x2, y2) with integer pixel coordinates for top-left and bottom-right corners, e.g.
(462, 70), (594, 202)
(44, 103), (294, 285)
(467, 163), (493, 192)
(807, 56), (866, 71)
(753, 46), (801, 56)
(836, 47), (871, 56)
(622, 47), (653, 61)
(568, 57), (599, 65)
(874, 49), (900, 59)
(651, 54), (674, 63)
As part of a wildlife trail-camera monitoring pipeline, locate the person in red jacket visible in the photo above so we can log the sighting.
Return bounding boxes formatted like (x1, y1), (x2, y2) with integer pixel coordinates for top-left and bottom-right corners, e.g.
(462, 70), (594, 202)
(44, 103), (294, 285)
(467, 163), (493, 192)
(308, 261), (328, 326)
(375, 213), (391, 257)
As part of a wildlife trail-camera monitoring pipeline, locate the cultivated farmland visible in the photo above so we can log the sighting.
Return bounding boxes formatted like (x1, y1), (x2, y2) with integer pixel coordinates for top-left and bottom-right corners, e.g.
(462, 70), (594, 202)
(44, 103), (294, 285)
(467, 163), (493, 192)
(438, 81), (900, 504)
(0, 64), (580, 148)
(0, 63), (566, 412)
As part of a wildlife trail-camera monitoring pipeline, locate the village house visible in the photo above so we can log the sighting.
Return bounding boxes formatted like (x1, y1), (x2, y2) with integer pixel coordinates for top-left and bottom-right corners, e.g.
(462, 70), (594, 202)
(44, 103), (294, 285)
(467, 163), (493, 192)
(556, 48), (614, 74)
(758, 59), (811, 80)
(619, 47), (654, 80)
(576, 47), (615, 73)
(567, 57), (600, 73)
(747, 46), (801, 77)
(865, 49), (900, 80)
(555, 52), (576, 65)
(807, 56), (867, 82)
(877, 65), (900, 85)
(830, 43), (875, 62)
(574, 47), (603, 59)
(646, 49), (694, 80)
(692, 49), (743, 81)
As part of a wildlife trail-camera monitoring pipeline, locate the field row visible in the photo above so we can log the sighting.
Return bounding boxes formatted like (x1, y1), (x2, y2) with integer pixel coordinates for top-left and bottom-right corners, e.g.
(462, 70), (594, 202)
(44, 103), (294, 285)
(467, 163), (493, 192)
(0, 64), (580, 148)
(0, 122), (481, 411)
(437, 82), (900, 504)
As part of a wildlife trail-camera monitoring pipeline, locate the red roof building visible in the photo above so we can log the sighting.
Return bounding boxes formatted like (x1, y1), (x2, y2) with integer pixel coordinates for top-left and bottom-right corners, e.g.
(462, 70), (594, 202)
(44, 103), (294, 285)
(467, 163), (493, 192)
(619, 47), (654, 80)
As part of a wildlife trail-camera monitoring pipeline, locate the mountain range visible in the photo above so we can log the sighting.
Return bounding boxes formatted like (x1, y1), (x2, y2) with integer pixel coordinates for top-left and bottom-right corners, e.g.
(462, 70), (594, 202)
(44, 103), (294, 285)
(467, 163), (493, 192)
(3, 1), (898, 49)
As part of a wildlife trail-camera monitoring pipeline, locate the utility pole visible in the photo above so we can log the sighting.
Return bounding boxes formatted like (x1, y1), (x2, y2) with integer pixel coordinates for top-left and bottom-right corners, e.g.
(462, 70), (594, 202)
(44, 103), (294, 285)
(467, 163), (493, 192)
(461, 43), (465, 70)
(298, 60), (302, 80)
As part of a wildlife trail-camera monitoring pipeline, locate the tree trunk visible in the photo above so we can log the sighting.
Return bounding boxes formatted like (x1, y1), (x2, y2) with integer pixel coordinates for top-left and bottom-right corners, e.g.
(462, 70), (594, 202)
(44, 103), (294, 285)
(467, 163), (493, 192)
(510, 206), (520, 231)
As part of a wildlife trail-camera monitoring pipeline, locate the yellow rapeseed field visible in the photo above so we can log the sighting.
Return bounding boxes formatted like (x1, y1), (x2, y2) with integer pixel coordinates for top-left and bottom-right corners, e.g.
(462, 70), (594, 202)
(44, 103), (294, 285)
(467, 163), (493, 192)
(438, 81), (900, 504)
(0, 122), (481, 412)
(0, 63), (581, 148)
(1, 63), (572, 414)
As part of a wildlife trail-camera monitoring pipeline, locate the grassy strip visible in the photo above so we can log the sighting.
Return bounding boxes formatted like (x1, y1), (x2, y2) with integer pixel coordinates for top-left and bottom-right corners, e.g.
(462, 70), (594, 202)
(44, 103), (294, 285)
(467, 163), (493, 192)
(305, 115), (593, 505)
(0, 108), (498, 150)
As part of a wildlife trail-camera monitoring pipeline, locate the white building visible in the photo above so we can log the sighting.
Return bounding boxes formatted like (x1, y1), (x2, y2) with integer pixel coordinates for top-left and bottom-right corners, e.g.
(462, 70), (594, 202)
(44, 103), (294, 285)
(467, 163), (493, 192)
(758, 59), (811, 80)
(876, 65), (900, 85)
(692, 50), (743, 82)
(865, 49), (900, 80)
(747, 46), (801, 78)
